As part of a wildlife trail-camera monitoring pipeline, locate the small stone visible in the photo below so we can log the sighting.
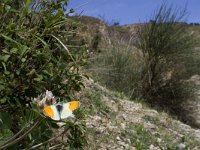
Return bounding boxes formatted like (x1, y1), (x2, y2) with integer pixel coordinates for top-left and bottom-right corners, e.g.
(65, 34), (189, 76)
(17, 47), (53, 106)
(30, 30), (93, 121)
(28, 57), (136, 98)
(120, 142), (126, 147)
(96, 127), (105, 134)
(120, 123), (126, 130)
(124, 143), (129, 149)
(117, 141), (128, 149)
(86, 122), (95, 128)
(149, 144), (154, 150)
(177, 143), (186, 150)
(122, 114), (127, 120)
(130, 147), (136, 150)
(116, 136), (121, 141)
(127, 139), (131, 144)
(94, 116), (102, 120)
(195, 129), (200, 139)
(149, 144), (160, 150)
(157, 138), (162, 143)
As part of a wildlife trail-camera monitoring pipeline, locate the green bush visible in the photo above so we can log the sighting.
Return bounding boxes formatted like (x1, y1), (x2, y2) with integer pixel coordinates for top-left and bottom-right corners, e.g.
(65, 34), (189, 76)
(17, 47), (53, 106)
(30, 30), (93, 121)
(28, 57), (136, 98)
(135, 4), (197, 118)
(0, 0), (87, 149)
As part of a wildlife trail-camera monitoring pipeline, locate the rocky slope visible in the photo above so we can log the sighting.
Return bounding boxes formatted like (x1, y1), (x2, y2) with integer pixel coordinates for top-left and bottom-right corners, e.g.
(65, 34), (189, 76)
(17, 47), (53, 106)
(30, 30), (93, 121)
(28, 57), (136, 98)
(184, 75), (200, 127)
(76, 77), (200, 150)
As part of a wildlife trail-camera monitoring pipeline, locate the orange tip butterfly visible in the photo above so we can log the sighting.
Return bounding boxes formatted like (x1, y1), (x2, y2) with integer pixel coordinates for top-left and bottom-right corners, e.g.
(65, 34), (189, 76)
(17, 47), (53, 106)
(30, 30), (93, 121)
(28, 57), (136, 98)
(43, 101), (80, 121)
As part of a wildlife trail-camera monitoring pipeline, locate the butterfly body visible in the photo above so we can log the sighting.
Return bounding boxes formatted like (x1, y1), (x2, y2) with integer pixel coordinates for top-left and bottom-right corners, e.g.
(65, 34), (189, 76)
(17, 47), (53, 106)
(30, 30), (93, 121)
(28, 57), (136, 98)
(43, 101), (79, 120)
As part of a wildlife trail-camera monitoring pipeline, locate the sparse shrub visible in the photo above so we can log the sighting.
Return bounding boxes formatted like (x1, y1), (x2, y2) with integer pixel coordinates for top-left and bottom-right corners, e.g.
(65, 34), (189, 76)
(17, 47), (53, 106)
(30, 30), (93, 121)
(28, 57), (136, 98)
(89, 43), (144, 98)
(0, 0), (87, 149)
(135, 4), (197, 120)
(91, 29), (101, 52)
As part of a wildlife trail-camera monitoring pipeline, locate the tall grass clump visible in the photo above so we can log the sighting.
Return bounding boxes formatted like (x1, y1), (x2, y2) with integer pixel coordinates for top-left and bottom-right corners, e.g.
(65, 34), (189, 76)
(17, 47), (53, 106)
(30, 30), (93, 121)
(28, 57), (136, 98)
(0, 0), (87, 149)
(136, 4), (197, 118)
(89, 41), (144, 98)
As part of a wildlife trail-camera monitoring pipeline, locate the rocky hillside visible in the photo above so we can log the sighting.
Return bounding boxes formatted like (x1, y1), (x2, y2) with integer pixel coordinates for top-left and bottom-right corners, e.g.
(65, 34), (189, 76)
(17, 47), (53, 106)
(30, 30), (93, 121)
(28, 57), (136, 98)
(71, 16), (200, 149)
(73, 16), (200, 129)
(76, 77), (200, 150)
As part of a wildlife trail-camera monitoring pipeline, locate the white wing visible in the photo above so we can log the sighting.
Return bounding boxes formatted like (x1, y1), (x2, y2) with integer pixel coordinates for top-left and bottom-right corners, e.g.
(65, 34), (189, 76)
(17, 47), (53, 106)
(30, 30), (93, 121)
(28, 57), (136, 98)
(60, 103), (74, 119)
(48, 105), (60, 121)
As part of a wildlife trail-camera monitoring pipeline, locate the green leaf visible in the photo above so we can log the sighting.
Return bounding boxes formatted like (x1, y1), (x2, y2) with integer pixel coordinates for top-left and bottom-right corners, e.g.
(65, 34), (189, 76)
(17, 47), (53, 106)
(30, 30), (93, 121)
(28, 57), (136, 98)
(21, 58), (26, 62)
(0, 34), (21, 46)
(5, 5), (11, 11)
(2, 49), (9, 54)
(20, 45), (28, 57)
(0, 98), (7, 104)
(42, 70), (52, 76)
(26, 69), (36, 76)
(16, 70), (20, 75)
(0, 55), (10, 62)
(59, 63), (67, 69)
(5, 71), (10, 75)
(0, 112), (12, 129)
(33, 75), (43, 82)
(0, 129), (13, 145)
(2, 62), (7, 71)
(10, 48), (18, 54)
(34, 35), (49, 49)
(23, 0), (31, 16)
(0, 85), (4, 91)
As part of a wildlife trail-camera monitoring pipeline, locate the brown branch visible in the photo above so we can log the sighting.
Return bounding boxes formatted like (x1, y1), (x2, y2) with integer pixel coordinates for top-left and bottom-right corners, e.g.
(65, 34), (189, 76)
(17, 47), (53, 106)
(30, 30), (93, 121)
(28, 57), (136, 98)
(28, 128), (69, 150)
(2, 125), (28, 145)
(0, 118), (43, 149)
(49, 143), (63, 150)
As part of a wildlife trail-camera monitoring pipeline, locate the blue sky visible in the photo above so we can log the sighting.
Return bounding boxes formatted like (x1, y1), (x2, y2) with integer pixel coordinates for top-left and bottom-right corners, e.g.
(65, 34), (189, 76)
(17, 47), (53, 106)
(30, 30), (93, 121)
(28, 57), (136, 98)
(68, 0), (200, 25)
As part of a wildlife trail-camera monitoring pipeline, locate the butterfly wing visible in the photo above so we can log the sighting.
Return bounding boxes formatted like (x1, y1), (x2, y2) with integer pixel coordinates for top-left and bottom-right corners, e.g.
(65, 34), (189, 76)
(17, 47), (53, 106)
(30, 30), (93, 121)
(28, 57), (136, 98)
(43, 105), (60, 120)
(60, 101), (79, 119)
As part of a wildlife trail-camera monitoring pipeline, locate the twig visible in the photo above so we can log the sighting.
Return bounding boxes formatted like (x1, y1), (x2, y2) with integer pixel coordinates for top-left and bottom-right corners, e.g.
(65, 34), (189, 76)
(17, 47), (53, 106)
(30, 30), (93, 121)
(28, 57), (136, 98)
(2, 125), (28, 145)
(49, 143), (63, 150)
(73, 2), (88, 12)
(0, 118), (42, 149)
(51, 34), (77, 66)
(28, 128), (69, 150)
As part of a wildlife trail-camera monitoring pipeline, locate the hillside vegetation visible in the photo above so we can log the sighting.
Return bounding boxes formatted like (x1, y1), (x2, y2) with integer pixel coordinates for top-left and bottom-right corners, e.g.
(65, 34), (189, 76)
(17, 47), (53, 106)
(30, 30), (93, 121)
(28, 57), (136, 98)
(1, 1), (200, 149)
(0, 1), (87, 149)
(74, 5), (200, 129)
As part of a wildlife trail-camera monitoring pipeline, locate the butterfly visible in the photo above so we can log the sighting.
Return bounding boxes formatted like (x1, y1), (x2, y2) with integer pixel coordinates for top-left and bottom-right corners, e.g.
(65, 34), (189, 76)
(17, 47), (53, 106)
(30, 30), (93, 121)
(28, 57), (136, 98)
(43, 101), (80, 120)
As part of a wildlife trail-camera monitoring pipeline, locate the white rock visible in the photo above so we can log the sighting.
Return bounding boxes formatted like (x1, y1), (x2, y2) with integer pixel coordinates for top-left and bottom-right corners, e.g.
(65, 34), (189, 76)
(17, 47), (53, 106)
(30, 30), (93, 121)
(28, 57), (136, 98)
(116, 136), (121, 141)
(177, 143), (186, 150)
(149, 144), (160, 150)
(195, 129), (200, 140)
(120, 123), (126, 130)
(127, 139), (131, 144)
(157, 138), (162, 143)
(130, 147), (136, 150)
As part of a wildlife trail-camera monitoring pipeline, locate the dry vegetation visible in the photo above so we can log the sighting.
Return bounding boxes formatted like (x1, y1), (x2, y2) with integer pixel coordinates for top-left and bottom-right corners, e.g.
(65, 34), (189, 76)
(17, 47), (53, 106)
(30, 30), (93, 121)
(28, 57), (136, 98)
(74, 5), (200, 129)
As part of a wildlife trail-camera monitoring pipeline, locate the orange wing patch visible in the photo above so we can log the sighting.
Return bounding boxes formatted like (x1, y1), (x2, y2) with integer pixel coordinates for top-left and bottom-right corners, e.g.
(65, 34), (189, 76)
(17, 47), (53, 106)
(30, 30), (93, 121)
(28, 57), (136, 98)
(69, 101), (79, 111)
(43, 106), (54, 117)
